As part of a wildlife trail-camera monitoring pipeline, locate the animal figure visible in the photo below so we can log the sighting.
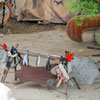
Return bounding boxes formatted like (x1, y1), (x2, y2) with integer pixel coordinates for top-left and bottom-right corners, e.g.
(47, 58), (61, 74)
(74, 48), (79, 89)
(23, 50), (29, 66)
(45, 56), (50, 69)
(54, 0), (63, 5)
(36, 53), (40, 67)
(66, 15), (100, 42)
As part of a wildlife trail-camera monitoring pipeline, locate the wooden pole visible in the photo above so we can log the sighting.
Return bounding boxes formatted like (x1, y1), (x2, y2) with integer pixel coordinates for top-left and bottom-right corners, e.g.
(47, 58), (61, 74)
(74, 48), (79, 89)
(14, 57), (17, 81)
(1, 0), (6, 28)
(1, 68), (9, 83)
(64, 83), (67, 100)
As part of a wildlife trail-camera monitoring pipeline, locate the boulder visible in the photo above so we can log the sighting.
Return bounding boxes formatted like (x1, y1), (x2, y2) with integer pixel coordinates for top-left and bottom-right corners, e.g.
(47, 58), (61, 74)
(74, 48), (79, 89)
(0, 83), (16, 100)
(70, 57), (100, 85)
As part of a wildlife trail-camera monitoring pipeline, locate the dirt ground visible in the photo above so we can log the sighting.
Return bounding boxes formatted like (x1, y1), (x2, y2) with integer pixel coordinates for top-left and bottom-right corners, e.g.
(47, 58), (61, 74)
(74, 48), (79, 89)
(0, 21), (100, 100)
(0, 19), (65, 34)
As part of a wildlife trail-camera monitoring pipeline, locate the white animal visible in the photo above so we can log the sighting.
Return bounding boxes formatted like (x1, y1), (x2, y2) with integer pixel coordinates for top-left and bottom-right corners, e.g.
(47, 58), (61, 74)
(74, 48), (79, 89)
(36, 53), (40, 67)
(23, 50), (29, 66)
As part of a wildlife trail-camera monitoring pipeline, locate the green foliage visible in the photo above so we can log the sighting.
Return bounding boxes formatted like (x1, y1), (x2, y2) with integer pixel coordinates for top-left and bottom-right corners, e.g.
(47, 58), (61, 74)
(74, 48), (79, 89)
(96, 38), (100, 45)
(64, 0), (100, 26)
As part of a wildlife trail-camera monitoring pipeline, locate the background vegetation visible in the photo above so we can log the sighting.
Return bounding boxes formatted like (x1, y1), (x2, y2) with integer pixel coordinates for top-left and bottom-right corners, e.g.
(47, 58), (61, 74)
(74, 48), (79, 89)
(64, 0), (100, 25)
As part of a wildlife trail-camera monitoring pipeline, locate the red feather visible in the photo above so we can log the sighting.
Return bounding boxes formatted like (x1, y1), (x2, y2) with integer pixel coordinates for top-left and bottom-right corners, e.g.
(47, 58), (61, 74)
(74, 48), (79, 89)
(0, 43), (7, 51)
(66, 52), (74, 62)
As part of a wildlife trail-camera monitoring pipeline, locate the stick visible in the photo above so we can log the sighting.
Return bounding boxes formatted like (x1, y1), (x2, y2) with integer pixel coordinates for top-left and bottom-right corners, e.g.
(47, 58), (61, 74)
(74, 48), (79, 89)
(1, 68), (9, 83)
(70, 77), (81, 89)
(14, 57), (17, 80)
(92, 54), (100, 57)
(87, 46), (100, 50)
(1, 1), (5, 28)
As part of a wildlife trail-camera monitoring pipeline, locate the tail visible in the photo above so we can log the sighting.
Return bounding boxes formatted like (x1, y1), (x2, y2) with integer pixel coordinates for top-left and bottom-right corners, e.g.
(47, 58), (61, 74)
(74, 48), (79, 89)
(66, 15), (100, 42)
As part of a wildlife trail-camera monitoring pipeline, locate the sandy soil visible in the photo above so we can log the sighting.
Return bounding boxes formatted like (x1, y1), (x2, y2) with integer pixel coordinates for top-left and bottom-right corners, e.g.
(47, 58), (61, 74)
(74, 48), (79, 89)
(0, 29), (100, 100)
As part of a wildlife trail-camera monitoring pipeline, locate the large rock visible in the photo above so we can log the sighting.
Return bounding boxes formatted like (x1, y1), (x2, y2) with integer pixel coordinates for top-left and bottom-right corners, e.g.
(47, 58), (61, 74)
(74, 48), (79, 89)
(0, 83), (16, 100)
(70, 57), (100, 85)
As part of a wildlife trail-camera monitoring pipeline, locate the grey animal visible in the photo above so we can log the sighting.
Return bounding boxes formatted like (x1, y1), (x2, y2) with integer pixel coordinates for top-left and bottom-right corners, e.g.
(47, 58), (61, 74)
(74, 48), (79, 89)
(36, 53), (40, 67)
(45, 56), (50, 69)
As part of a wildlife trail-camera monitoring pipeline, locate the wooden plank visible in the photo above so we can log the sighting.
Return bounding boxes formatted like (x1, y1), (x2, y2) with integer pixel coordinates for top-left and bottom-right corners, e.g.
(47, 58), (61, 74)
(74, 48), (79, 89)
(19, 51), (61, 60)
